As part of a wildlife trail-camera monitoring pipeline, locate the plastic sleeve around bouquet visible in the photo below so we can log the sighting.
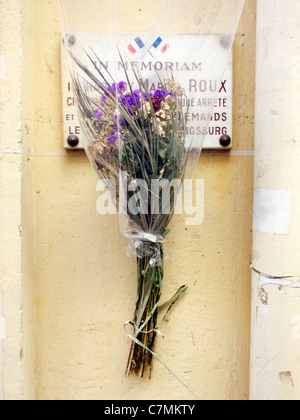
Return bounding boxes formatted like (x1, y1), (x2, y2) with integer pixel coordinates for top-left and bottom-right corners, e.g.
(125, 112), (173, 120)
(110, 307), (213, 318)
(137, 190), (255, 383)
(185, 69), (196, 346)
(59, 0), (245, 378)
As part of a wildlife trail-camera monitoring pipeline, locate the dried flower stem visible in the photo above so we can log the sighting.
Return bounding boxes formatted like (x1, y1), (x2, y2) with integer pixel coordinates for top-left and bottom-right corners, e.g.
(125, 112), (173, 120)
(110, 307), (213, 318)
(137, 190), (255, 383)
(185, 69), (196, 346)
(126, 242), (163, 377)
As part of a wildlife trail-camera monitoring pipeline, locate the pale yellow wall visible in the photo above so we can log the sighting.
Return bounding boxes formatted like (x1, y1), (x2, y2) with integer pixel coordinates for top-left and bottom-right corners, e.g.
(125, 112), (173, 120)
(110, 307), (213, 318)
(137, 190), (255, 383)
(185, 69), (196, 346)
(1, 0), (256, 400)
(0, 0), (35, 400)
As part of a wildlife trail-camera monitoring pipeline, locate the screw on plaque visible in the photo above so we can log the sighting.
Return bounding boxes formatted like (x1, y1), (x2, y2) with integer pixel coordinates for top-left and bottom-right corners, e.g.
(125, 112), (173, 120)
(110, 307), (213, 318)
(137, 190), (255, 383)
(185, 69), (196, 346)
(67, 34), (76, 47)
(219, 35), (231, 49)
(67, 135), (79, 147)
(219, 135), (232, 147)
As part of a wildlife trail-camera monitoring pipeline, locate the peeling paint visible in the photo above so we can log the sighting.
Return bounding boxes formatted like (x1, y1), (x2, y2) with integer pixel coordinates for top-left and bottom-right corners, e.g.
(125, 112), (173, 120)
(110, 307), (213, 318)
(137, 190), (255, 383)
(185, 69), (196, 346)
(251, 265), (300, 289)
(260, 275), (300, 289)
(279, 371), (294, 390)
(251, 0), (300, 401)
(253, 188), (291, 235)
(259, 287), (268, 305)
(259, 305), (270, 316)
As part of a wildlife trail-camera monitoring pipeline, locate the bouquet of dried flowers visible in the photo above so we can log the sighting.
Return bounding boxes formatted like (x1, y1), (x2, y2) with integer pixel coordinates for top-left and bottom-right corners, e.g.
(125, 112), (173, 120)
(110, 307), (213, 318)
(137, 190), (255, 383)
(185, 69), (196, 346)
(71, 51), (190, 377)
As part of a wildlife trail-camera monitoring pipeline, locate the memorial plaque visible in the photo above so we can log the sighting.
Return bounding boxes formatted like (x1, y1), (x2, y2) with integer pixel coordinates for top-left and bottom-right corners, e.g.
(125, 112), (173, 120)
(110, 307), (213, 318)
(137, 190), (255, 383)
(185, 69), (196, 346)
(61, 33), (233, 150)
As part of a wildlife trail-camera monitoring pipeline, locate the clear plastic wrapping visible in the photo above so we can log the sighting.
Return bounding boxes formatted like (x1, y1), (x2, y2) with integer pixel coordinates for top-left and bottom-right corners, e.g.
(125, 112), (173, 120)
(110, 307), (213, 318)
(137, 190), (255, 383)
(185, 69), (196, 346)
(59, 0), (245, 378)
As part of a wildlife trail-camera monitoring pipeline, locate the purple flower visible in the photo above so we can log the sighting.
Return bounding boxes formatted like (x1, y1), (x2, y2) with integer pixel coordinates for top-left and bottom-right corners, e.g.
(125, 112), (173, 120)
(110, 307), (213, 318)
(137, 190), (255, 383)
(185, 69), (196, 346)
(114, 124), (124, 133)
(154, 89), (169, 98)
(120, 94), (136, 112)
(134, 90), (142, 107)
(95, 108), (103, 119)
(107, 81), (127, 96)
(114, 114), (124, 124)
(100, 96), (107, 106)
(118, 81), (127, 91)
(105, 83), (117, 96)
(107, 134), (117, 143)
(113, 114), (124, 132)
(143, 92), (153, 100)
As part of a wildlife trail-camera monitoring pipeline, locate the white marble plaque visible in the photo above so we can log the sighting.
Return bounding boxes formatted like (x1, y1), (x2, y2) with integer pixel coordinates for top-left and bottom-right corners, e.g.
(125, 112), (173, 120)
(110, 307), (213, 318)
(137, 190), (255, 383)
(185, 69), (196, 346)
(61, 32), (233, 150)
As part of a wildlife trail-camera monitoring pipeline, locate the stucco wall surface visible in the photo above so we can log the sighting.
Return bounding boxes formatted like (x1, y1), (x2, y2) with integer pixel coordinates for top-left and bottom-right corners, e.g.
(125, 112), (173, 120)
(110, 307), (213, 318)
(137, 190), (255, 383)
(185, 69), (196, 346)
(0, 0), (255, 400)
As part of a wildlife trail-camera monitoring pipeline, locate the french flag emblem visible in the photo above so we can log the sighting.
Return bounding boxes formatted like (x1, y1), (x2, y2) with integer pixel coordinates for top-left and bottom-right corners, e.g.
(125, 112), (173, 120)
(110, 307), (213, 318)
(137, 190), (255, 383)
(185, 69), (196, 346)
(128, 36), (170, 56)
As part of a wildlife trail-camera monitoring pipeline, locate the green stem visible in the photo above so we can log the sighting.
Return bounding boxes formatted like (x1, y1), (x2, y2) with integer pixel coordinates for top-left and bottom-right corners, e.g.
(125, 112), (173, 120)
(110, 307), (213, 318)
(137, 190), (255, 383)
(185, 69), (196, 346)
(126, 241), (163, 377)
